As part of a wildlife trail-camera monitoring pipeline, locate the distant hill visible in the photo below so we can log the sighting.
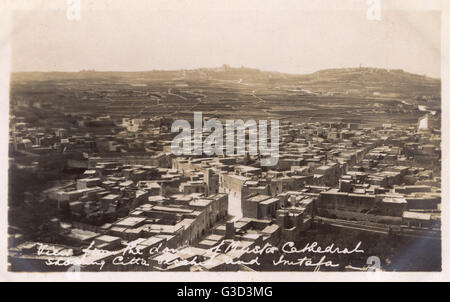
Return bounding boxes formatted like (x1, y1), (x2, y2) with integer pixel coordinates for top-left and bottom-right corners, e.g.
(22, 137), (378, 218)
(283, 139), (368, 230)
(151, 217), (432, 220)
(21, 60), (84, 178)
(293, 67), (441, 98)
(12, 66), (440, 98)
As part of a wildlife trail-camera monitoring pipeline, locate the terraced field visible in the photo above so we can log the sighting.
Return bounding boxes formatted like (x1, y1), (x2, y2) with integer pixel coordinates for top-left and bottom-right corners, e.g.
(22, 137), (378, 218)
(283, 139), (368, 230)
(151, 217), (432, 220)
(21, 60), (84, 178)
(11, 67), (440, 128)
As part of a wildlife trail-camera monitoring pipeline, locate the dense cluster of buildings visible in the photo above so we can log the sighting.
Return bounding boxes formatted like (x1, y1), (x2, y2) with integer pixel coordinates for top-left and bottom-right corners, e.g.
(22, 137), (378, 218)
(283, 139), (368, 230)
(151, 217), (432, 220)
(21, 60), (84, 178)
(8, 108), (441, 271)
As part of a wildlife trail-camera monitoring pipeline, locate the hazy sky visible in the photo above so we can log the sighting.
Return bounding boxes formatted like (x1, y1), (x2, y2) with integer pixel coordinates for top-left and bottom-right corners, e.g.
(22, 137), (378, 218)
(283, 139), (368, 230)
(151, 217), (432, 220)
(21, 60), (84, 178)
(11, 2), (441, 77)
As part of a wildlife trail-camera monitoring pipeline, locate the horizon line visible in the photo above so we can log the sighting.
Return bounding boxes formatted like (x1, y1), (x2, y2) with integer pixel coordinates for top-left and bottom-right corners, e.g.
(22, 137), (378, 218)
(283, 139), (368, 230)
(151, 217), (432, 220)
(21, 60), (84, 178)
(10, 65), (441, 80)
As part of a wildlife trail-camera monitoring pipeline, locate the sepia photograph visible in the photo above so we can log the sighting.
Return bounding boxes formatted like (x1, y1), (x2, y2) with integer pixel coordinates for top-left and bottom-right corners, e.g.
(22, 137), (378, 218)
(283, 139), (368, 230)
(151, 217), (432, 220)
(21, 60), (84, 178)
(1, 0), (448, 282)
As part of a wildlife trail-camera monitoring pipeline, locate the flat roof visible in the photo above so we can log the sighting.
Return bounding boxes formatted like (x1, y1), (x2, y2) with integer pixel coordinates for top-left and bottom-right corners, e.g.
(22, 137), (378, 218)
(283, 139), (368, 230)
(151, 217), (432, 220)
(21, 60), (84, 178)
(382, 197), (407, 204)
(247, 194), (270, 202)
(138, 236), (165, 247)
(403, 211), (431, 221)
(152, 205), (193, 214)
(260, 198), (279, 205)
(102, 194), (120, 200)
(96, 235), (120, 242)
(65, 228), (99, 241)
(115, 216), (146, 227)
(189, 199), (212, 207)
